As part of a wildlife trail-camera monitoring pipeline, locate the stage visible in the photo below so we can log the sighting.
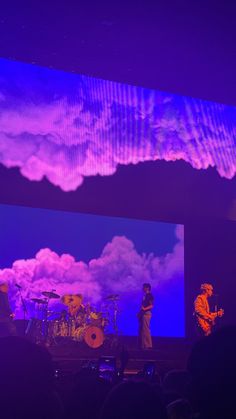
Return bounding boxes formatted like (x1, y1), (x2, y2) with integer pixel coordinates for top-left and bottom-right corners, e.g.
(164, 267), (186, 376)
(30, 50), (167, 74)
(48, 336), (191, 379)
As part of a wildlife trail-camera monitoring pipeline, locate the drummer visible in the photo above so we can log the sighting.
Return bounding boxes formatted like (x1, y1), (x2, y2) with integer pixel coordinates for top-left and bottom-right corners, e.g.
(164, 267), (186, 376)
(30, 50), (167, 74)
(61, 294), (86, 325)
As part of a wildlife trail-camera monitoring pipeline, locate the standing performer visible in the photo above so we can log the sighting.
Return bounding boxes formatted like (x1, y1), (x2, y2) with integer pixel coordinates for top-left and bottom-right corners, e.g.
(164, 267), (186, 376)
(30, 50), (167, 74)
(138, 283), (154, 349)
(194, 283), (224, 337)
(0, 282), (16, 337)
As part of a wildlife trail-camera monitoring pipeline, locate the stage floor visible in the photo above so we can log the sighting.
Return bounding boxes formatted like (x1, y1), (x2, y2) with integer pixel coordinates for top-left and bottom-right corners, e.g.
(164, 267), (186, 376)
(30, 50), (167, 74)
(48, 335), (191, 379)
(14, 321), (192, 377)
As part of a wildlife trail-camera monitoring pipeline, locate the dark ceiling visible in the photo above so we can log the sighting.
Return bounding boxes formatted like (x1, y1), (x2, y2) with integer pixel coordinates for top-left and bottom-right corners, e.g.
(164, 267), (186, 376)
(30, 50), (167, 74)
(0, 0), (235, 222)
(1, 0), (236, 105)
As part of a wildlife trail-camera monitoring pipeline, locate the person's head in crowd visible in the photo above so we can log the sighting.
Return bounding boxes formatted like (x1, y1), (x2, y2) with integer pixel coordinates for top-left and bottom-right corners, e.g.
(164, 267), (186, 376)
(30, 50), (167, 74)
(100, 380), (167, 419)
(0, 336), (62, 418)
(187, 325), (236, 419)
(167, 398), (193, 419)
(163, 369), (191, 401)
(64, 366), (112, 419)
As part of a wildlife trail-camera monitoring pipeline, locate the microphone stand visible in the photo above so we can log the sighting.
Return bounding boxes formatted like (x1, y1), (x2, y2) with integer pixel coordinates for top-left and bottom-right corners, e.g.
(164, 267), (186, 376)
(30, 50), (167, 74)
(214, 294), (219, 315)
(214, 294), (219, 331)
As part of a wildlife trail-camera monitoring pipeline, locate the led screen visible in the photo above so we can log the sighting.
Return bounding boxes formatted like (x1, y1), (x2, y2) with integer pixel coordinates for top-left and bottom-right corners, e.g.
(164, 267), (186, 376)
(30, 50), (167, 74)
(0, 204), (184, 337)
(0, 57), (235, 193)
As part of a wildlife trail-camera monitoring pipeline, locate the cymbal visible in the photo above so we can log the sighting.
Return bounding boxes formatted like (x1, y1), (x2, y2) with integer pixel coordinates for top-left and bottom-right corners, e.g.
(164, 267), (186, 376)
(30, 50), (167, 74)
(42, 291), (60, 299)
(104, 294), (119, 301)
(31, 298), (47, 304)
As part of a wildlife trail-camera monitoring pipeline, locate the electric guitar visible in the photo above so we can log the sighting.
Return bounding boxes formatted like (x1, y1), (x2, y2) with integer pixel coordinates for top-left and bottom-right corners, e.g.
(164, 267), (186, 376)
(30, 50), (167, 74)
(137, 306), (153, 320)
(196, 308), (224, 335)
(137, 309), (144, 320)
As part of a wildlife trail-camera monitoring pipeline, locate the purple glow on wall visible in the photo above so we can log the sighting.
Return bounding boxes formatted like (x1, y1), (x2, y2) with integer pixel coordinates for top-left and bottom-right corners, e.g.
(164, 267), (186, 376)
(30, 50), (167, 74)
(0, 58), (235, 191)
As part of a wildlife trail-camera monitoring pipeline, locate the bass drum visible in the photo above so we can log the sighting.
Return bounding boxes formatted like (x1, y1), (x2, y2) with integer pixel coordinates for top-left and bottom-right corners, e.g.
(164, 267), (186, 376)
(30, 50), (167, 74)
(73, 325), (104, 348)
(84, 325), (104, 348)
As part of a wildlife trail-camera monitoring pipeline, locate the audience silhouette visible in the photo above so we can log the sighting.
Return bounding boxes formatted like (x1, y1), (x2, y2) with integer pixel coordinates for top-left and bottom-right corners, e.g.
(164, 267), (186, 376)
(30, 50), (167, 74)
(1, 326), (235, 419)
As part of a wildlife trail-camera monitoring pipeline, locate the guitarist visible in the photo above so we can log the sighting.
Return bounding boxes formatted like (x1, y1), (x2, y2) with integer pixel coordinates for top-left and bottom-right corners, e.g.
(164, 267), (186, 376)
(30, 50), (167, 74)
(0, 282), (16, 337)
(138, 283), (154, 349)
(194, 283), (224, 337)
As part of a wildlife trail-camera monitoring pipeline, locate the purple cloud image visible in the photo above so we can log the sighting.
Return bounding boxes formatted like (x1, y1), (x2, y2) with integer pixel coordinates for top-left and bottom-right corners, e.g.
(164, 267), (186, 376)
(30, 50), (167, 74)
(0, 58), (235, 191)
(0, 203), (184, 336)
(0, 226), (184, 323)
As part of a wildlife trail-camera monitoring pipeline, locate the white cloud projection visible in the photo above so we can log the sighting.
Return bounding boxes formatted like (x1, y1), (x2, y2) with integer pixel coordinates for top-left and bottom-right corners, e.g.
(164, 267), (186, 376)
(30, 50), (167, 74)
(0, 227), (184, 319)
(0, 58), (235, 190)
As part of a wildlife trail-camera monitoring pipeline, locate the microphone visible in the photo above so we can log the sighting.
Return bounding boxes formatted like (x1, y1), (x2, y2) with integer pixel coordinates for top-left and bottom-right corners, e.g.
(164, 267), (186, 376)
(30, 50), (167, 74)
(15, 283), (22, 289)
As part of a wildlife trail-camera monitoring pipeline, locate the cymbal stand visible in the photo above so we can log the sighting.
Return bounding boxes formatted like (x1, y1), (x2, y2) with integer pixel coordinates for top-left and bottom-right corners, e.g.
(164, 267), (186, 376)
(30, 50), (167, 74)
(101, 299), (120, 335)
(42, 295), (55, 343)
(18, 288), (28, 322)
(25, 301), (41, 339)
(42, 289), (57, 343)
(113, 300), (119, 335)
(214, 294), (221, 331)
(107, 300), (121, 350)
(17, 287), (28, 335)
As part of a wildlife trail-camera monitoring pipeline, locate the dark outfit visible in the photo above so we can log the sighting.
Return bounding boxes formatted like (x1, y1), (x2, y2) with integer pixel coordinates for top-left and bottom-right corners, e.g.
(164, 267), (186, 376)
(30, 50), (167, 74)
(0, 291), (16, 337)
(138, 292), (154, 349)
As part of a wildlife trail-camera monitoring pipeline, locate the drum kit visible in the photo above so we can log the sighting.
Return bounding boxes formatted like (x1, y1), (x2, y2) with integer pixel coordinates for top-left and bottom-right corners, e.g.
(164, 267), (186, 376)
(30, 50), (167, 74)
(27, 290), (120, 349)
